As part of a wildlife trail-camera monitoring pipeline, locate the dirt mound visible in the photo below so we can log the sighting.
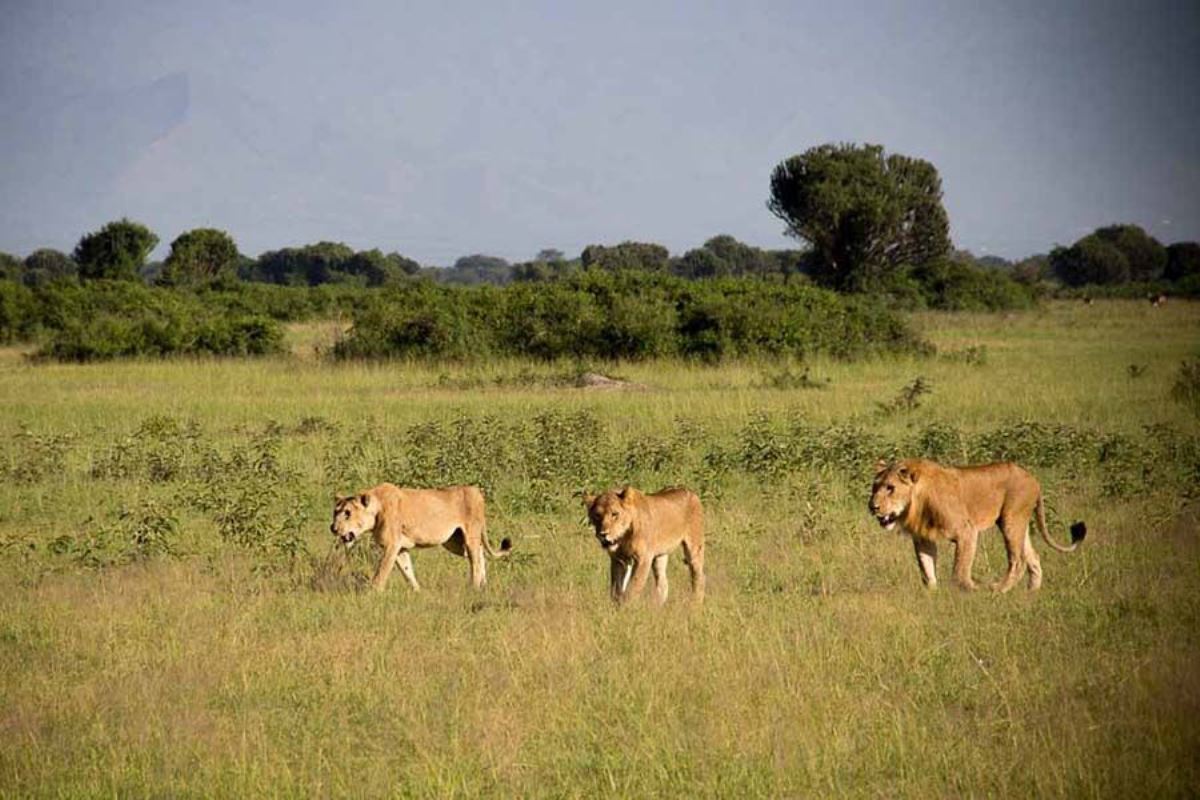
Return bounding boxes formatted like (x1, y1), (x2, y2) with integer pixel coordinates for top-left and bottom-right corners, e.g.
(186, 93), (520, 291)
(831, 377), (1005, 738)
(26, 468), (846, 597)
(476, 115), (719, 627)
(574, 372), (647, 391)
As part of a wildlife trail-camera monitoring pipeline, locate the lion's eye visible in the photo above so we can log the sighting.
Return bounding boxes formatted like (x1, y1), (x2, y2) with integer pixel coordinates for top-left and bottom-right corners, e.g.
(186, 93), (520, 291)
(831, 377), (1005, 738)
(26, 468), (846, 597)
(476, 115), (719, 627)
(886, 485), (894, 494)
(610, 512), (618, 518)
(343, 510), (350, 518)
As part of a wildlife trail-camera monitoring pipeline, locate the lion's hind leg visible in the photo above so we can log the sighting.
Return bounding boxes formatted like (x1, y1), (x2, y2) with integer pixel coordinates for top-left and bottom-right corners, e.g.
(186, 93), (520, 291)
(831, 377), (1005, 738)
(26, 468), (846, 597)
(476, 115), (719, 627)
(680, 536), (705, 603)
(1023, 525), (1043, 590)
(992, 516), (1029, 593)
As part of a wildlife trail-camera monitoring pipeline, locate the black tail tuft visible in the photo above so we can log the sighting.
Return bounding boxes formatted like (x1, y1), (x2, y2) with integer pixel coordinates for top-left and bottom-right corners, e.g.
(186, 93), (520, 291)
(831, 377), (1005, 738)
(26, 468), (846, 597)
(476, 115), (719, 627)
(1069, 521), (1087, 544)
(500, 537), (513, 552)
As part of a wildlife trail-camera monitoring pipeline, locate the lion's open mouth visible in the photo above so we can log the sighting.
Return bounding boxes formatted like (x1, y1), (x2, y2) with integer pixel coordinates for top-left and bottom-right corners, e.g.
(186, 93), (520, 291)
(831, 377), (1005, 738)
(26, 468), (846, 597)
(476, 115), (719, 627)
(340, 532), (357, 546)
(596, 533), (617, 551)
(876, 512), (899, 530)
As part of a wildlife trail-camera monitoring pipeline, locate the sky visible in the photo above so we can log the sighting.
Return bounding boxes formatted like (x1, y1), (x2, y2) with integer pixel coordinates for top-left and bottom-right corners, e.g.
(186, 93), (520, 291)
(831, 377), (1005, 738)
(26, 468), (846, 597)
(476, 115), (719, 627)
(1, 0), (1198, 265)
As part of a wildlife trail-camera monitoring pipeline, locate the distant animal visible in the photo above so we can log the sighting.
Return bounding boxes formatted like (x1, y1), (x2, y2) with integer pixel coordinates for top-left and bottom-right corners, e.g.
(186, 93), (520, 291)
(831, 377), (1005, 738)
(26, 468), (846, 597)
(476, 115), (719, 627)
(330, 484), (511, 592)
(1151, 294), (1167, 307)
(582, 486), (705, 604)
(868, 459), (1085, 592)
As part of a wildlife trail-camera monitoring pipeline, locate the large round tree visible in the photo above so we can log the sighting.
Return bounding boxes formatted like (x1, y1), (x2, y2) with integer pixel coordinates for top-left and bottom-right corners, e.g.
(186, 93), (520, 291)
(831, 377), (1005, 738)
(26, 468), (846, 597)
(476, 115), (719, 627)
(768, 143), (951, 292)
(73, 218), (159, 281)
(159, 228), (240, 286)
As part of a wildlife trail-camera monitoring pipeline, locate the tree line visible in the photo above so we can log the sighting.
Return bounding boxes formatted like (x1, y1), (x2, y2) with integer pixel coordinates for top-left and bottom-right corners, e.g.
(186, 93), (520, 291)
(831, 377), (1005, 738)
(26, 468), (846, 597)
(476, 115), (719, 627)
(2, 140), (1197, 363)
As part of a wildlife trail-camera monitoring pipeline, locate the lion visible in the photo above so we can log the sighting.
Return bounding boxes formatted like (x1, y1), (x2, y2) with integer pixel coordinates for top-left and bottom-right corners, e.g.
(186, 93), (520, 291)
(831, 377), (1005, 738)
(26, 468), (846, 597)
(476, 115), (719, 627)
(582, 486), (705, 604)
(330, 483), (511, 592)
(869, 458), (1086, 592)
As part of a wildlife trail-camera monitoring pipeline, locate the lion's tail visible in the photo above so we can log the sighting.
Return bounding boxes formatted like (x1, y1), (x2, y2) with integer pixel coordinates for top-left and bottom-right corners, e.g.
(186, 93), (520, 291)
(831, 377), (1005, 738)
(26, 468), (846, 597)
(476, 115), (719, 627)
(482, 524), (513, 560)
(1034, 494), (1087, 554)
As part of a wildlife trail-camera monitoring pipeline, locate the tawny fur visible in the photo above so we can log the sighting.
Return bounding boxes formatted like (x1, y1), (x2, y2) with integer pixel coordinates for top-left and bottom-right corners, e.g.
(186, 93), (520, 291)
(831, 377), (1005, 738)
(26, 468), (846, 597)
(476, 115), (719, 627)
(583, 486), (705, 605)
(330, 483), (511, 592)
(868, 458), (1085, 592)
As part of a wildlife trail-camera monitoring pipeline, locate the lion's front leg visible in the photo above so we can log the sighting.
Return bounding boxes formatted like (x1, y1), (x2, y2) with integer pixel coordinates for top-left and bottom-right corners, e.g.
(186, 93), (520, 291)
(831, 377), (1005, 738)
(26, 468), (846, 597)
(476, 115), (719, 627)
(371, 540), (402, 592)
(609, 556), (632, 602)
(951, 529), (979, 591)
(619, 557), (654, 604)
(912, 537), (938, 589)
(395, 550), (421, 592)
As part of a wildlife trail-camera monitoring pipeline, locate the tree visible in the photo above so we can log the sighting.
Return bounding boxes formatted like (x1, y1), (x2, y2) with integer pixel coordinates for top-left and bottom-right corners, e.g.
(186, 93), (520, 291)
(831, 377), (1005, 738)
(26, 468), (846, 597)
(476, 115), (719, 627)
(159, 228), (240, 286)
(1049, 238), (1129, 286)
(1091, 224), (1165, 282)
(434, 254), (512, 285)
(1011, 254), (1049, 285)
(580, 242), (670, 273)
(251, 242), (355, 285)
(1049, 224), (1166, 286)
(0, 252), (20, 282)
(74, 218), (158, 281)
(674, 247), (726, 279)
(767, 143), (951, 291)
(1165, 242), (1200, 283)
(675, 235), (780, 279)
(343, 249), (419, 286)
(23, 248), (77, 286)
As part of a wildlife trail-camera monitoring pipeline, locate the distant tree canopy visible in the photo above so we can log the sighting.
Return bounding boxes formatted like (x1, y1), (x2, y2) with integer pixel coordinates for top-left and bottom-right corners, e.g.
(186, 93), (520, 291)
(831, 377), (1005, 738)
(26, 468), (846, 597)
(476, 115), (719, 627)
(581, 241), (670, 273)
(435, 254), (513, 285)
(245, 242), (417, 286)
(159, 228), (240, 286)
(23, 248), (77, 286)
(0, 252), (20, 282)
(74, 218), (159, 282)
(1164, 242), (1200, 283)
(673, 235), (803, 280)
(768, 143), (951, 292)
(1049, 224), (1167, 286)
(512, 249), (578, 283)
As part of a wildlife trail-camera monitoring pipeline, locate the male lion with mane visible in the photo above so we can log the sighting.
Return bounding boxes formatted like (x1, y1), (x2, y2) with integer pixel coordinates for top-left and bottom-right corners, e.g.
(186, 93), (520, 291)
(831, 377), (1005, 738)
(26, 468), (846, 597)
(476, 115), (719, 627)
(330, 483), (511, 592)
(582, 486), (705, 605)
(869, 458), (1086, 591)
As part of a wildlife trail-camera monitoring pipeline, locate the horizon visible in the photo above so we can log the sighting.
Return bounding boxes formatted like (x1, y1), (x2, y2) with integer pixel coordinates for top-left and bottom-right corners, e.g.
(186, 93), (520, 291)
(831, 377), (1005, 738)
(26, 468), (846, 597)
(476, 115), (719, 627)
(2, 1), (1198, 266)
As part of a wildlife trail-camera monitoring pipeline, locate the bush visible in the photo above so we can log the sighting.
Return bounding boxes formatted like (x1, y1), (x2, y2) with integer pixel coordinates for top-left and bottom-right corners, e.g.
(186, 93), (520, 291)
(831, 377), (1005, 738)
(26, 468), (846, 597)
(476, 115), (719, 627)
(334, 272), (928, 362)
(26, 282), (284, 361)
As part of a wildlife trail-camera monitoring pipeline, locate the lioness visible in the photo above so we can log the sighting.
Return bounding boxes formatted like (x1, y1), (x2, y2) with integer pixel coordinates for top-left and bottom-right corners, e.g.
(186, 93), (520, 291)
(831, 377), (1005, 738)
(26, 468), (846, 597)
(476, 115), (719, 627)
(869, 459), (1086, 592)
(583, 486), (705, 604)
(330, 484), (511, 592)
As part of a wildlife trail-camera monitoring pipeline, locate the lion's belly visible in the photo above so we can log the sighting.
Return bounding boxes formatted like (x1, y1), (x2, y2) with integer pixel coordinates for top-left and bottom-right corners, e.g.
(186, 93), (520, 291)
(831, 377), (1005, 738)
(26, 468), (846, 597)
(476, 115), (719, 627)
(400, 519), (463, 549)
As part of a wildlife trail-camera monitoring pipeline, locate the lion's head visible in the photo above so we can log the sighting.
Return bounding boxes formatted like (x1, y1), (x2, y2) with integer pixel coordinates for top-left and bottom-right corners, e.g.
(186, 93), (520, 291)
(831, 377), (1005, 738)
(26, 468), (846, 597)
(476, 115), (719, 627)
(330, 493), (378, 547)
(583, 487), (640, 552)
(869, 460), (918, 531)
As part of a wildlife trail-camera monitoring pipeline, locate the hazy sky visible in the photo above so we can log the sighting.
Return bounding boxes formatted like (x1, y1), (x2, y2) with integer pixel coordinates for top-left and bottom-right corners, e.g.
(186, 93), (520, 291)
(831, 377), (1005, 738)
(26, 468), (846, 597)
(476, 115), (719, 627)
(2, 0), (1197, 265)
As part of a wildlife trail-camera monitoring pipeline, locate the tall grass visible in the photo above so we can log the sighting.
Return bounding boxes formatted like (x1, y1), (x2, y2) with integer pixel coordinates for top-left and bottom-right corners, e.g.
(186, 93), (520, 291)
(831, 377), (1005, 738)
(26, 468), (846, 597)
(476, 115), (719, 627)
(0, 300), (1198, 797)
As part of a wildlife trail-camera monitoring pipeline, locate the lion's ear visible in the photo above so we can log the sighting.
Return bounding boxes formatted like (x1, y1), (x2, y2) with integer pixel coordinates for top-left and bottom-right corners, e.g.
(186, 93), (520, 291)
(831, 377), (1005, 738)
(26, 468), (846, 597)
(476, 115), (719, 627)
(873, 459), (889, 475)
(581, 492), (597, 508)
(359, 493), (370, 507)
(897, 465), (918, 484)
(619, 485), (641, 501)
(334, 494), (347, 504)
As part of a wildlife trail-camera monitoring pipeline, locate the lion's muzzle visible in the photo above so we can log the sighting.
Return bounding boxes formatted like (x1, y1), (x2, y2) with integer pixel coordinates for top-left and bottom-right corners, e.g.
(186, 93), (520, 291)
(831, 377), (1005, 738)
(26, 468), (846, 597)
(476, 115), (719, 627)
(876, 512), (900, 530)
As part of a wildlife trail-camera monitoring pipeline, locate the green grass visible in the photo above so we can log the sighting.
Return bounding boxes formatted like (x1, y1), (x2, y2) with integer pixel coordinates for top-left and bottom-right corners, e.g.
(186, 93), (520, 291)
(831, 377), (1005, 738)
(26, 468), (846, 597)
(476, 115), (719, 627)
(1, 300), (1198, 797)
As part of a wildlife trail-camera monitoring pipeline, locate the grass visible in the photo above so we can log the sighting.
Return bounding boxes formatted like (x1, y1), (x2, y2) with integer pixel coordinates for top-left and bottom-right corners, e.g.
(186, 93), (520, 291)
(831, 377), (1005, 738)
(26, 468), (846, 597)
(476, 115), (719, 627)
(0, 300), (1198, 797)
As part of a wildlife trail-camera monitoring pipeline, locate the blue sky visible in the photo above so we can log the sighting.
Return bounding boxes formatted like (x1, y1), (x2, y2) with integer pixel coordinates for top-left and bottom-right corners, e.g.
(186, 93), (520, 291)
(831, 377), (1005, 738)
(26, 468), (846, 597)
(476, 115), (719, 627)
(2, 0), (1197, 264)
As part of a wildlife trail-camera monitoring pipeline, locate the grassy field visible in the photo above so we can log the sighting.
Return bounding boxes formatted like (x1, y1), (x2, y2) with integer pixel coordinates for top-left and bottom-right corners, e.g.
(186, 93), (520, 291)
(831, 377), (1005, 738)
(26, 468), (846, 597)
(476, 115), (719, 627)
(1, 300), (1198, 797)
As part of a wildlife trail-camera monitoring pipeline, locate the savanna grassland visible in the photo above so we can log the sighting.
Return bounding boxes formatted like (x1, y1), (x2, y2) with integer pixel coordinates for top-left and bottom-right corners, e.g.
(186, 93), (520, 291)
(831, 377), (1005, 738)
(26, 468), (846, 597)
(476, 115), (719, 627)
(1, 300), (1198, 798)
